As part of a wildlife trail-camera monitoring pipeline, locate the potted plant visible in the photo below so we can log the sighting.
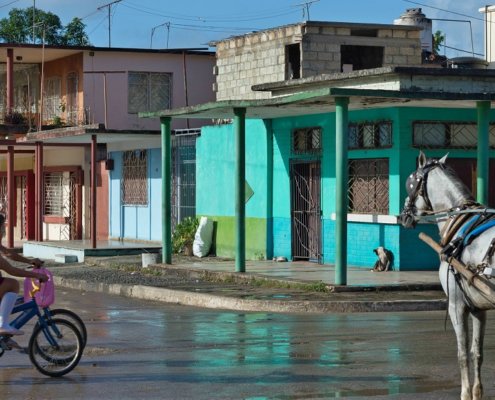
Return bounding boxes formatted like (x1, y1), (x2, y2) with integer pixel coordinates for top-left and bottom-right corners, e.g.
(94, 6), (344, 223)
(172, 217), (199, 256)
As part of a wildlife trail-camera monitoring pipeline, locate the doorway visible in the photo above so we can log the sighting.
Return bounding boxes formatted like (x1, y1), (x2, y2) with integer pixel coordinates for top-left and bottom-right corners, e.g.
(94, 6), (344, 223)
(290, 161), (322, 262)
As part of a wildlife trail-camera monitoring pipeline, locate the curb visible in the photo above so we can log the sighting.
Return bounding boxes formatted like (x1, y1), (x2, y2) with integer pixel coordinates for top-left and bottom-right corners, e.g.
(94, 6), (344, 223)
(53, 276), (447, 314)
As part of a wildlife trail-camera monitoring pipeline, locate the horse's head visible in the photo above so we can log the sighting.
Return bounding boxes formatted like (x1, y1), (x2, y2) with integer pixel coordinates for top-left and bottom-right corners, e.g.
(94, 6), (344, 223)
(398, 151), (448, 228)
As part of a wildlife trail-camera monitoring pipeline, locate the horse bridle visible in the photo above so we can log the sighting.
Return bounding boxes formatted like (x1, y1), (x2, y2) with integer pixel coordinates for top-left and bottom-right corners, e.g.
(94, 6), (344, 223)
(400, 159), (443, 226)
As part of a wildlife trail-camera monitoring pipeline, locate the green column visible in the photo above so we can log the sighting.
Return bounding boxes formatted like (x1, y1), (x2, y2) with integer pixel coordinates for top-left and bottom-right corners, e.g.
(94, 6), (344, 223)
(234, 108), (246, 273)
(477, 100), (490, 205)
(335, 97), (349, 285)
(161, 117), (172, 264)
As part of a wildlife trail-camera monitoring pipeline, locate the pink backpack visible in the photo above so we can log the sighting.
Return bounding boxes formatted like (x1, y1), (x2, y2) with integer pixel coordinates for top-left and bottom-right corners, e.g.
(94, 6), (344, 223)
(23, 268), (55, 307)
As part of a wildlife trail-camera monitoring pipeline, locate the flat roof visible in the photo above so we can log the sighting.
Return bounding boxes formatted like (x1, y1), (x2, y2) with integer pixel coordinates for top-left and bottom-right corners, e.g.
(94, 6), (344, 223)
(141, 67), (495, 120)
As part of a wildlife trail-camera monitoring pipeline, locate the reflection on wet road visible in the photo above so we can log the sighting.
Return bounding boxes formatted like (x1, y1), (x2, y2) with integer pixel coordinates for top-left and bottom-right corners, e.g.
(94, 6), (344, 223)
(0, 288), (491, 399)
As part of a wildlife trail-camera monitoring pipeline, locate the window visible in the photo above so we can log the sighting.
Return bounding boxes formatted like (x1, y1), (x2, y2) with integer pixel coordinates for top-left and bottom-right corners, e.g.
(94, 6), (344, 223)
(413, 121), (495, 149)
(286, 44), (301, 79)
(341, 45), (384, 71)
(44, 172), (65, 216)
(122, 150), (148, 206)
(66, 72), (78, 125)
(348, 159), (389, 214)
(348, 121), (392, 149)
(43, 77), (61, 121)
(128, 72), (172, 114)
(292, 127), (322, 154)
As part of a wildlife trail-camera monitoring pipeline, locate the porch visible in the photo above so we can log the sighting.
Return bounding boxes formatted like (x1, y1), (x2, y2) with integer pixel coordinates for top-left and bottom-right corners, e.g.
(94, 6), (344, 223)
(22, 239), (161, 263)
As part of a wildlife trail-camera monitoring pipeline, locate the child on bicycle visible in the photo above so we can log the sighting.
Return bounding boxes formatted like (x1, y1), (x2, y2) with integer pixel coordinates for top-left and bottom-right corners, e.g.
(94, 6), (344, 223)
(0, 214), (47, 335)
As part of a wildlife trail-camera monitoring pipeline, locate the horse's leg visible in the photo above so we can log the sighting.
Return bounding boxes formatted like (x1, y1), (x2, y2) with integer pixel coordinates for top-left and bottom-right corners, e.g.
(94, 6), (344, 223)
(470, 310), (486, 400)
(448, 299), (471, 400)
(440, 263), (472, 399)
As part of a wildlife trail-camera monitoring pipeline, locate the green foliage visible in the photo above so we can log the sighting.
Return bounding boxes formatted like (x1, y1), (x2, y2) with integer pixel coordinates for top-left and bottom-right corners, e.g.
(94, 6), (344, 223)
(433, 30), (445, 55)
(0, 7), (90, 46)
(62, 18), (90, 46)
(172, 217), (199, 254)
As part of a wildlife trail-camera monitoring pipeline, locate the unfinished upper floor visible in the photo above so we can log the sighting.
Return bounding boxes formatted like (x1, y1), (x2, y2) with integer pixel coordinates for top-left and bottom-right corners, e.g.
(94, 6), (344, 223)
(211, 20), (422, 100)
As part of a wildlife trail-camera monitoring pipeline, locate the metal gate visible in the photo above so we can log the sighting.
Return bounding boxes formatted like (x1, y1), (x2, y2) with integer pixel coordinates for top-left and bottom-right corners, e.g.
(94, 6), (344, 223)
(290, 161), (322, 262)
(171, 129), (199, 230)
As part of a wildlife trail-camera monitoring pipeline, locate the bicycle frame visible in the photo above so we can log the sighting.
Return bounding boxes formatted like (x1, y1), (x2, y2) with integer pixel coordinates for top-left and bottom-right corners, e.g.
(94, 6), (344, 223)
(8, 298), (58, 347)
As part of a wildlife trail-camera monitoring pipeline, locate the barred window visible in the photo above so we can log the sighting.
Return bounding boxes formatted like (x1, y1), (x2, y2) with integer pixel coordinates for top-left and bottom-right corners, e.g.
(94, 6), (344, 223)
(122, 150), (148, 206)
(43, 77), (62, 121)
(44, 172), (64, 216)
(413, 122), (495, 149)
(292, 127), (322, 154)
(348, 121), (392, 149)
(128, 72), (172, 114)
(348, 159), (389, 214)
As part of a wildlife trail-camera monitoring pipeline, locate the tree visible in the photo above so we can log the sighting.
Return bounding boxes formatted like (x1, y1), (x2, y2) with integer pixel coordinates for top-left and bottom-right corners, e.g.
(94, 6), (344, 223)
(0, 7), (91, 46)
(433, 30), (445, 55)
(62, 18), (90, 46)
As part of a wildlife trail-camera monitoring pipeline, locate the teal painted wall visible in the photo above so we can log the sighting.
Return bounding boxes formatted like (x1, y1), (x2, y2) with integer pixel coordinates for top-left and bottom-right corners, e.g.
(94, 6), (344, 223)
(196, 120), (272, 259)
(195, 106), (495, 270)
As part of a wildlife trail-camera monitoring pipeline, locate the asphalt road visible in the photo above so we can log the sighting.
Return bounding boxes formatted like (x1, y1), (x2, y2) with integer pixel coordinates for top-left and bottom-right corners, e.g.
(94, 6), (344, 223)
(0, 287), (494, 399)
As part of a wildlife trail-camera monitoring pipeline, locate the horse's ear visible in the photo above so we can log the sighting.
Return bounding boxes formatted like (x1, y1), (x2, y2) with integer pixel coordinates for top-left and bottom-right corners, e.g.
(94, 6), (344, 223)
(418, 151), (427, 168)
(438, 153), (449, 165)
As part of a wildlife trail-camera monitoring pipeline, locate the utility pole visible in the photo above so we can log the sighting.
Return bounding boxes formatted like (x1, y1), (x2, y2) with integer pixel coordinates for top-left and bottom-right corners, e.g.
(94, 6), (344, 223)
(32, 0), (36, 43)
(97, 0), (122, 47)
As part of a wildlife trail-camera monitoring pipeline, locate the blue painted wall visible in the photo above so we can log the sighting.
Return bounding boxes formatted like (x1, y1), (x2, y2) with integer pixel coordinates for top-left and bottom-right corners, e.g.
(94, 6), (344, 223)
(108, 148), (162, 242)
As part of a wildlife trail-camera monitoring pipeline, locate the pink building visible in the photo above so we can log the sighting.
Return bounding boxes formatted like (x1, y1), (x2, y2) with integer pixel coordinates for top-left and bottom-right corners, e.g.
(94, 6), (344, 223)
(0, 44), (215, 253)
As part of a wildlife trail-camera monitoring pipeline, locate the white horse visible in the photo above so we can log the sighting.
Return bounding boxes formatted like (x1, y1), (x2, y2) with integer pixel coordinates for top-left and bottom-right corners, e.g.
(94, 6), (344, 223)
(399, 151), (495, 400)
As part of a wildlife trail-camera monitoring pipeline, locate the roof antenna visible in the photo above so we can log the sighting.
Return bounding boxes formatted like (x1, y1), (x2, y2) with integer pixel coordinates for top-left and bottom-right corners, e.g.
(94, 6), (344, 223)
(294, 0), (320, 21)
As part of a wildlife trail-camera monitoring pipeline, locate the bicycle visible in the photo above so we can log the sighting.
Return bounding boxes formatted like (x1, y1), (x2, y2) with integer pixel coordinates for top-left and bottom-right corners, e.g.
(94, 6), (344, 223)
(23, 266), (87, 347)
(0, 271), (84, 377)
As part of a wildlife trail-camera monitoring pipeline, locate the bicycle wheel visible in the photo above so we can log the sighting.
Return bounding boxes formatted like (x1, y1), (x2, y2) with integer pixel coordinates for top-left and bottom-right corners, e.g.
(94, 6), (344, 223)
(42, 308), (87, 348)
(28, 318), (83, 377)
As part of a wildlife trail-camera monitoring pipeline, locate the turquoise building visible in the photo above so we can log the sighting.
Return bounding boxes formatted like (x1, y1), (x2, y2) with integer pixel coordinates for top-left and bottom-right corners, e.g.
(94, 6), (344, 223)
(195, 104), (495, 270)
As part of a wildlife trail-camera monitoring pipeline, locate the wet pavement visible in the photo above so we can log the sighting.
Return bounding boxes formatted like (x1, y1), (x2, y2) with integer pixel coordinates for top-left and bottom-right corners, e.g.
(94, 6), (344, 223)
(43, 255), (448, 313)
(1, 287), (491, 400)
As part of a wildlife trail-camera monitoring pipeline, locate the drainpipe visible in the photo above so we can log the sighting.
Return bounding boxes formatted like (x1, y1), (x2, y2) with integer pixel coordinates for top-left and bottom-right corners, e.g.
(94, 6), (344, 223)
(161, 117), (172, 264)
(335, 97), (349, 286)
(234, 108), (246, 273)
(6, 48), (14, 116)
(477, 100), (490, 205)
(182, 51), (190, 129)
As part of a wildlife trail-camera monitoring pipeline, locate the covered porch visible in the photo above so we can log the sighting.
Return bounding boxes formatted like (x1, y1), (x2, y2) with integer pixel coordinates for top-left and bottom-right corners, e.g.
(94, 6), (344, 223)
(141, 66), (495, 285)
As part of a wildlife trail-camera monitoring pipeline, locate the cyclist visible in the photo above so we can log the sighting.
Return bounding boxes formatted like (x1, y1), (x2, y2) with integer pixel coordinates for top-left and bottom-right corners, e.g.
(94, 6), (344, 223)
(0, 214), (47, 335)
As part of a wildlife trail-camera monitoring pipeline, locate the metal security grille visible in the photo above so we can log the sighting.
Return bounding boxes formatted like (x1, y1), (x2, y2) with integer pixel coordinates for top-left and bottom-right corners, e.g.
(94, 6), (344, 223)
(290, 161), (321, 262)
(43, 77), (61, 121)
(44, 172), (77, 240)
(122, 150), (148, 206)
(128, 72), (172, 114)
(349, 121), (392, 149)
(413, 122), (495, 149)
(292, 127), (322, 154)
(171, 130), (199, 230)
(348, 159), (389, 214)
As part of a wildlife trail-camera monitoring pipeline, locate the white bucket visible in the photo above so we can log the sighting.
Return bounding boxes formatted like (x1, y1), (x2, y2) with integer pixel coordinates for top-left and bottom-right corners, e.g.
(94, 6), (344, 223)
(141, 253), (159, 268)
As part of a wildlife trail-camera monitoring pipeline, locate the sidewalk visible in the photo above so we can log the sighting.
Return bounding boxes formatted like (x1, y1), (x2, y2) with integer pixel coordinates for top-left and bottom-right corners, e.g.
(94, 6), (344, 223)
(47, 255), (447, 314)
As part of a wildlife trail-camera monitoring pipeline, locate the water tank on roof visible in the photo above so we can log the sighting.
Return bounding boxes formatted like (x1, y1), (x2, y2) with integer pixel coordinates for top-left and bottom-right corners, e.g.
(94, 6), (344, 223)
(394, 8), (432, 52)
(448, 57), (489, 69)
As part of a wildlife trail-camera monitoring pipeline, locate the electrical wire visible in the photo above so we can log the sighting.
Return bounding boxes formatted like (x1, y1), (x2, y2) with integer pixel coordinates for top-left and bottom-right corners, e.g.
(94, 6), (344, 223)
(0, 0), (20, 9)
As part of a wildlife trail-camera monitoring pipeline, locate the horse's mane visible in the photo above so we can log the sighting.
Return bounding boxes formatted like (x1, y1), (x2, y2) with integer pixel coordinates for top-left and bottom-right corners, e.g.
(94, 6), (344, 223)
(441, 162), (475, 201)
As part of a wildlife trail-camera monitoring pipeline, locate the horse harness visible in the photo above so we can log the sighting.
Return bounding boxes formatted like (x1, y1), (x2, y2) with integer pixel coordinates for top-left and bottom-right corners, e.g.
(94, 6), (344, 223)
(406, 159), (495, 309)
